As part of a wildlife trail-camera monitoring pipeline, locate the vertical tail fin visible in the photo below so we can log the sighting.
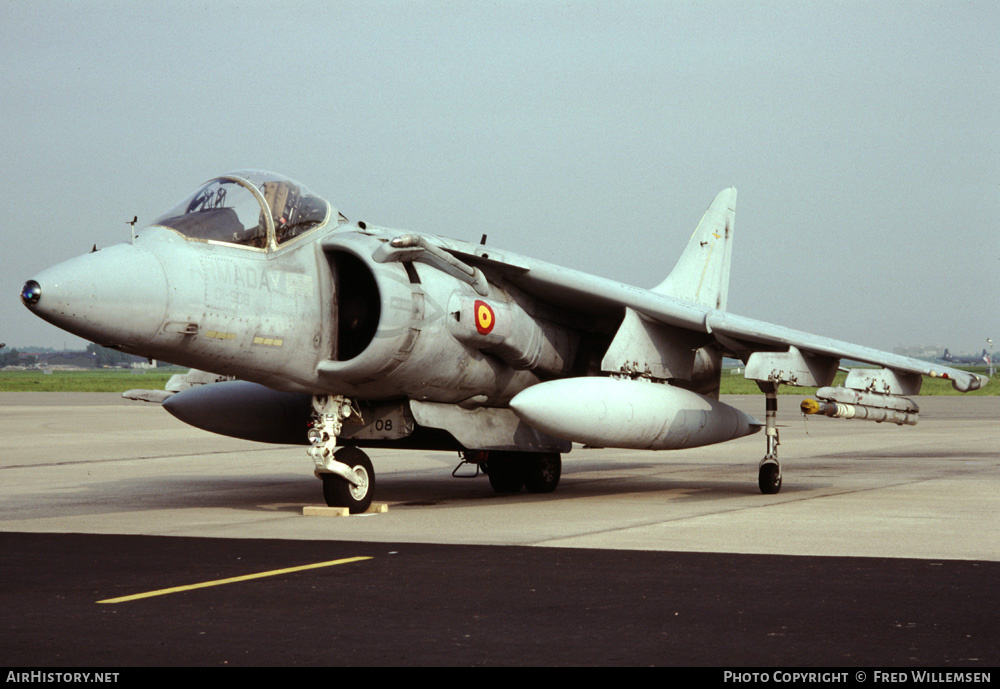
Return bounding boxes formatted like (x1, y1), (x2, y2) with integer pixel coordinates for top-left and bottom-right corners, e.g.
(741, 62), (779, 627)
(653, 188), (736, 311)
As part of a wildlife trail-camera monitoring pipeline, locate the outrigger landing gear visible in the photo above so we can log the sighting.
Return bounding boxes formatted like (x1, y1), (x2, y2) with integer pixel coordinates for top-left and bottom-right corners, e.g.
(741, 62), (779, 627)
(757, 384), (782, 494)
(309, 395), (374, 513)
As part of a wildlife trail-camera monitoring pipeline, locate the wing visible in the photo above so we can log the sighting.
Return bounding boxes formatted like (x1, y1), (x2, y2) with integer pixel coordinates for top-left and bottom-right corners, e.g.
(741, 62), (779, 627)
(430, 189), (985, 395)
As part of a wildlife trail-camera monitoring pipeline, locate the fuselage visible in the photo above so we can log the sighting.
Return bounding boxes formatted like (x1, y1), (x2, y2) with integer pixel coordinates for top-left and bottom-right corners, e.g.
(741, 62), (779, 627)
(22, 171), (584, 405)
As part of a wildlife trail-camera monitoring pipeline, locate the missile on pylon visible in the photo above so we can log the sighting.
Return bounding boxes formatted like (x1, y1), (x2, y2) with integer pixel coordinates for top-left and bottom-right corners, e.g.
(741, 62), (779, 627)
(800, 386), (919, 426)
(509, 377), (761, 450)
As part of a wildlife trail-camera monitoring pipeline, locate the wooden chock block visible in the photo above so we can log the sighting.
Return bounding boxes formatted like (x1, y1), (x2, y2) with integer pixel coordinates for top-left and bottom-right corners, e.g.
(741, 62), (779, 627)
(302, 506), (350, 517)
(302, 503), (389, 517)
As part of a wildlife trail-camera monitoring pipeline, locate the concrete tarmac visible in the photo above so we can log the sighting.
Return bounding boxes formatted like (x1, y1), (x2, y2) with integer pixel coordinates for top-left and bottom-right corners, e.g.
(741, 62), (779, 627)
(1, 392), (997, 666)
(1, 393), (997, 560)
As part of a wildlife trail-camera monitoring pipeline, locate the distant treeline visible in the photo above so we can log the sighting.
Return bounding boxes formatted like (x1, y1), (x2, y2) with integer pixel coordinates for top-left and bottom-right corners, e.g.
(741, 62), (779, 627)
(1, 343), (151, 368)
(0, 348), (37, 366)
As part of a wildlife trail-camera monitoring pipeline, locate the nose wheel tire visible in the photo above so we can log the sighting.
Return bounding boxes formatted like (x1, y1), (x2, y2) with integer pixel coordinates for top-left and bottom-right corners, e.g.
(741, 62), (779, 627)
(322, 447), (374, 513)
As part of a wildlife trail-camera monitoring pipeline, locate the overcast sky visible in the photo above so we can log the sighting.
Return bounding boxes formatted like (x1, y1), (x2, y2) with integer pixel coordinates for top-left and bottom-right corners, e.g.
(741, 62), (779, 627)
(2, 0), (997, 356)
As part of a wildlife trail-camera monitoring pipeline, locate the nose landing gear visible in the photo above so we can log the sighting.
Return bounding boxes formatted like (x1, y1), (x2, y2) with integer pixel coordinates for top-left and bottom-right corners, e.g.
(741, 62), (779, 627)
(320, 446), (374, 514)
(309, 395), (374, 513)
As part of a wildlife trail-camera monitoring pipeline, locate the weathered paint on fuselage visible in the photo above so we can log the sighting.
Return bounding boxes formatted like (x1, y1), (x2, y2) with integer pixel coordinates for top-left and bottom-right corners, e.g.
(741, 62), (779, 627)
(115, 227), (329, 391)
(314, 229), (549, 405)
(28, 221), (579, 404)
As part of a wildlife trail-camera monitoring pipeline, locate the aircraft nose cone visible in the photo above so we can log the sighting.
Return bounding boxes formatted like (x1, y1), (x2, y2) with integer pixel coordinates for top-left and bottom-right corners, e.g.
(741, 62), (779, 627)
(24, 244), (169, 346)
(20, 280), (42, 307)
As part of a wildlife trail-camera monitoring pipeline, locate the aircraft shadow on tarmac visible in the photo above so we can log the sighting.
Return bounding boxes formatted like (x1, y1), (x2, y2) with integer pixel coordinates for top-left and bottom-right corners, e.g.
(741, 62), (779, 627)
(48, 460), (832, 515)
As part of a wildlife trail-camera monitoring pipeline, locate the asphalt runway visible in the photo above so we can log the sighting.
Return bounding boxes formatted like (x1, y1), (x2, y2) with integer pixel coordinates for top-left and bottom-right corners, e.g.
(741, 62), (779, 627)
(1, 392), (997, 666)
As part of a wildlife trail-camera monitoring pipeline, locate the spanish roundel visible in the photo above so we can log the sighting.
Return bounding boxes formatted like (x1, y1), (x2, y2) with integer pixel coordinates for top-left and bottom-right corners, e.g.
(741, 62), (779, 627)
(474, 300), (495, 335)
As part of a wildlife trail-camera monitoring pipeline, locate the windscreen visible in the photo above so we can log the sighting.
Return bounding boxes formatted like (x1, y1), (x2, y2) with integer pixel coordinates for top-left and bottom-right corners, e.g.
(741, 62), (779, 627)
(152, 178), (267, 248)
(150, 171), (332, 249)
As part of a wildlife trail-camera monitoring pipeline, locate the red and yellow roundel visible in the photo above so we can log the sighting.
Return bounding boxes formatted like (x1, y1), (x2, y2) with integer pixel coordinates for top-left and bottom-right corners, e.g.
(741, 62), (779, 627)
(474, 300), (495, 335)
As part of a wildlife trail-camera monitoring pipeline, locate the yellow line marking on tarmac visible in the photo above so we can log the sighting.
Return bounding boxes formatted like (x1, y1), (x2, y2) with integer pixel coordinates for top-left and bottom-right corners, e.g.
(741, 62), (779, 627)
(96, 556), (373, 604)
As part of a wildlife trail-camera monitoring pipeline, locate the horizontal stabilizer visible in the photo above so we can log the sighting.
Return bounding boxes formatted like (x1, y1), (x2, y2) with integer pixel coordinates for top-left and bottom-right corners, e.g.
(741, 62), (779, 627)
(122, 368), (231, 404)
(122, 388), (173, 404)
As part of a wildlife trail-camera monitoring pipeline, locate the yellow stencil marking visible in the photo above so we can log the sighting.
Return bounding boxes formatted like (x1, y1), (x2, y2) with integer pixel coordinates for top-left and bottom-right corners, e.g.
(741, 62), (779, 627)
(96, 556), (372, 604)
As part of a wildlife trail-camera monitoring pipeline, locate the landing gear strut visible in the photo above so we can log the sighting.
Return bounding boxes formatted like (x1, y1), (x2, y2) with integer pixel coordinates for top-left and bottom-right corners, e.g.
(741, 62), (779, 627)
(757, 384), (782, 494)
(309, 395), (375, 513)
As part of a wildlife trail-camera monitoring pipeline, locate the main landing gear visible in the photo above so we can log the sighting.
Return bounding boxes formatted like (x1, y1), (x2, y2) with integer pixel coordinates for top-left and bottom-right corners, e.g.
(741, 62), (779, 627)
(757, 384), (782, 494)
(475, 450), (562, 495)
(309, 395), (374, 513)
(307, 395), (565, 511)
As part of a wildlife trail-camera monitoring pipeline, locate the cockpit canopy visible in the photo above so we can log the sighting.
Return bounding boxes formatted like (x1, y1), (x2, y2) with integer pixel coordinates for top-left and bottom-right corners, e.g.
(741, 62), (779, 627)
(151, 171), (336, 250)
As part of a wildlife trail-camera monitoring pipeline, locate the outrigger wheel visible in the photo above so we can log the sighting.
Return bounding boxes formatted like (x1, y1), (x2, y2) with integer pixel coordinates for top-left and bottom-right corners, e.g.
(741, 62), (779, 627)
(758, 461), (782, 494)
(757, 383), (782, 495)
(321, 446), (374, 513)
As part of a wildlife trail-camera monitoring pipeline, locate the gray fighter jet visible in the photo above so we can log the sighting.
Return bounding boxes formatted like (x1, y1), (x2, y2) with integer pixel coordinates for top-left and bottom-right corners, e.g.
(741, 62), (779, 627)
(21, 171), (987, 512)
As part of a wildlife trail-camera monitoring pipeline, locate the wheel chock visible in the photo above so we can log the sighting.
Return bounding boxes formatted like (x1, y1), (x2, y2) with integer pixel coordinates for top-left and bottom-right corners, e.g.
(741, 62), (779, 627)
(302, 503), (388, 517)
